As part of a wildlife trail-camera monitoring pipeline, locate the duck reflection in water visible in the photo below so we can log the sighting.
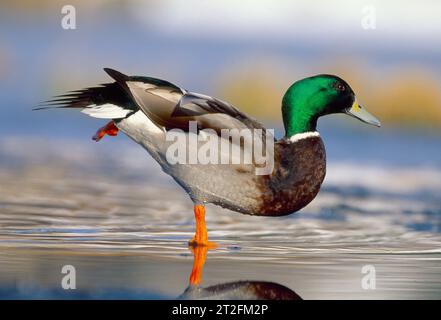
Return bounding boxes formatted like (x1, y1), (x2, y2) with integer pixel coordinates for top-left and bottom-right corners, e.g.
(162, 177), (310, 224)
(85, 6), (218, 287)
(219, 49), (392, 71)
(179, 245), (302, 300)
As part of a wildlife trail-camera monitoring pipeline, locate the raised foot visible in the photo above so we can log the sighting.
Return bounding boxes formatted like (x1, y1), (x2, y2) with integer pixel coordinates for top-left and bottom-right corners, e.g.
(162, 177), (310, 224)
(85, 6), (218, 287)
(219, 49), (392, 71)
(92, 121), (119, 142)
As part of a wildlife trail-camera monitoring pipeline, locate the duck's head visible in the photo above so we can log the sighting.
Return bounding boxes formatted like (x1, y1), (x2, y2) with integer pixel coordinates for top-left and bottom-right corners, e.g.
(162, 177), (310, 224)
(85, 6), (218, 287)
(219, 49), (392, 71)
(282, 74), (380, 137)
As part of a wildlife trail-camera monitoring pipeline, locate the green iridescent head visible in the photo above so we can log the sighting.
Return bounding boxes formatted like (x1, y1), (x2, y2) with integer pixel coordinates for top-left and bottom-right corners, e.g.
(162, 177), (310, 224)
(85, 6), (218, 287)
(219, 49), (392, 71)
(282, 74), (380, 137)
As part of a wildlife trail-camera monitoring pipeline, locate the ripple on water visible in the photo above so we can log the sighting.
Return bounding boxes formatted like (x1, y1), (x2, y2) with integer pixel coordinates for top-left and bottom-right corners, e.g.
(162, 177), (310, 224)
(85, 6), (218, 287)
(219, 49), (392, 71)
(1, 139), (441, 299)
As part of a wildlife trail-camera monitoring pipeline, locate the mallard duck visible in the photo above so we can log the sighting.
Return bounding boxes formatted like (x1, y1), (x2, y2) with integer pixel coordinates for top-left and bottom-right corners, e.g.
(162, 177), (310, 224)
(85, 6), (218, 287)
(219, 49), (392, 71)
(37, 68), (380, 246)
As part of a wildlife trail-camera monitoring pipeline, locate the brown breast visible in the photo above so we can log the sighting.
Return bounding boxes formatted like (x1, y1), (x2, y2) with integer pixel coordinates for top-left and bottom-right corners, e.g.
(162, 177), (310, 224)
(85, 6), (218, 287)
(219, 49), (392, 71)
(256, 135), (326, 216)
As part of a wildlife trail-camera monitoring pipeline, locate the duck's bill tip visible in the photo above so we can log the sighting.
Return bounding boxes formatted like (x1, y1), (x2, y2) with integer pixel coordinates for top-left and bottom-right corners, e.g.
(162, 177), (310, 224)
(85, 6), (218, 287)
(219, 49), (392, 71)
(371, 120), (382, 127)
(346, 100), (381, 128)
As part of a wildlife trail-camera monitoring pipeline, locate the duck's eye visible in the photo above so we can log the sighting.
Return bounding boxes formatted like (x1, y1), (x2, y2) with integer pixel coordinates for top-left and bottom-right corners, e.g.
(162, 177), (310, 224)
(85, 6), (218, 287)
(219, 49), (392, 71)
(335, 83), (346, 92)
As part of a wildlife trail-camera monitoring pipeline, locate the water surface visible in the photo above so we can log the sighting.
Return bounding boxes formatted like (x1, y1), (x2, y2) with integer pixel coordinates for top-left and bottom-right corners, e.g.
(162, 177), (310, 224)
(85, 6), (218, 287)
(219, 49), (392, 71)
(0, 131), (440, 299)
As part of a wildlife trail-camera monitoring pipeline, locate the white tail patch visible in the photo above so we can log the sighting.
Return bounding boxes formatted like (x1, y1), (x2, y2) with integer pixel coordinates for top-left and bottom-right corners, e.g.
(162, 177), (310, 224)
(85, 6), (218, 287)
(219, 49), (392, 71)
(81, 104), (132, 119)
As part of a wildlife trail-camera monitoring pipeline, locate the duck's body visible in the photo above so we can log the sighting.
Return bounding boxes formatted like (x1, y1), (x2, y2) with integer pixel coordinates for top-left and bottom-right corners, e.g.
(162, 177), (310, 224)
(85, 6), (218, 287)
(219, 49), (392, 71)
(119, 109), (326, 215)
(38, 68), (380, 246)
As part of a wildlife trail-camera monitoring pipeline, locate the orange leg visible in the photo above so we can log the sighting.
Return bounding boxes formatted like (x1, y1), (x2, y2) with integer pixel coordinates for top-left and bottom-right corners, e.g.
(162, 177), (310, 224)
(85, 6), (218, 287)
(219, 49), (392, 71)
(188, 204), (217, 248)
(92, 121), (119, 142)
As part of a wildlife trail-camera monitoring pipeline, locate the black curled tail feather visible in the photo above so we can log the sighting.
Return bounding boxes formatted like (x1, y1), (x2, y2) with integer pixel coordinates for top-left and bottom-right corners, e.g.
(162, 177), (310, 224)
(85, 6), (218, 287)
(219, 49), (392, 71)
(103, 68), (129, 85)
(34, 82), (137, 113)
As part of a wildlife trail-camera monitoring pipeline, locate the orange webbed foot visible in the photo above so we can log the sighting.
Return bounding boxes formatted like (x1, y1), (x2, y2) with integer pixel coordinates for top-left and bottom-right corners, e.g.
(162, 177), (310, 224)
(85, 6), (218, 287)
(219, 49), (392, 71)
(92, 121), (119, 142)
